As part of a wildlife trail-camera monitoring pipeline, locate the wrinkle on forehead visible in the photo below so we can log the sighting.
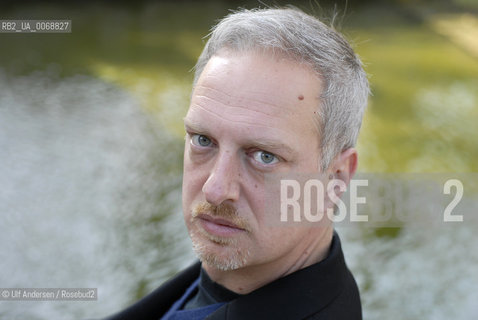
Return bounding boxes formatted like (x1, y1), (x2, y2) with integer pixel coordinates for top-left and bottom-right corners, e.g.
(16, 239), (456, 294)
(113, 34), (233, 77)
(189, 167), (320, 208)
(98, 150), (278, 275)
(191, 93), (297, 120)
(193, 85), (290, 115)
(187, 101), (293, 135)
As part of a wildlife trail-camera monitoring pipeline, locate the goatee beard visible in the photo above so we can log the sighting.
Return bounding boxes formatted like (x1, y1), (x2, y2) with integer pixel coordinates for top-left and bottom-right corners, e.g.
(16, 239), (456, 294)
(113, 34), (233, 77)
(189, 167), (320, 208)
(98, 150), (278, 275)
(189, 202), (251, 271)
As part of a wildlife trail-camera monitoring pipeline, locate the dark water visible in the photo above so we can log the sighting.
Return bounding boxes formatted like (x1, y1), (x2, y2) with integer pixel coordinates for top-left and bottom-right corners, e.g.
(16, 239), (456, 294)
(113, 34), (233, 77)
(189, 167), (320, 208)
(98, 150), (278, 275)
(1, 2), (477, 319)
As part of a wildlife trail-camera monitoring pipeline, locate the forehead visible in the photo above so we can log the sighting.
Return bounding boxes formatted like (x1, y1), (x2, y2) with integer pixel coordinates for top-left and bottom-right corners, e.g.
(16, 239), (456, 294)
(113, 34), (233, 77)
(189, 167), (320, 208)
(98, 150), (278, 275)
(197, 51), (320, 105)
(186, 51), (321, 145)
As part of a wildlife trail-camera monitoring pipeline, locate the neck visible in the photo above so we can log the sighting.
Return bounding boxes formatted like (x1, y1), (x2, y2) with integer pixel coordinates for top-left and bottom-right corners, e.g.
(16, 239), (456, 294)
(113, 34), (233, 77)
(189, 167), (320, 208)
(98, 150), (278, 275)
(202, 227), (334, 294)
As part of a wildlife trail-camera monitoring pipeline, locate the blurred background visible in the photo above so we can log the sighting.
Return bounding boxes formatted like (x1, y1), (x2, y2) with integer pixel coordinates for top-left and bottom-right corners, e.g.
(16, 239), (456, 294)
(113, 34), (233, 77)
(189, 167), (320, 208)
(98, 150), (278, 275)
(0, 0), (477, 319)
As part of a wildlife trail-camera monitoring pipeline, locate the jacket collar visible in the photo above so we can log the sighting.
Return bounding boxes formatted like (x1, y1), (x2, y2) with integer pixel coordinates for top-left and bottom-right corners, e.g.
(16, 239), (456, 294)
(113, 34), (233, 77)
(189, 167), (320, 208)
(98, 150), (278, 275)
(208, 232), (349, 320)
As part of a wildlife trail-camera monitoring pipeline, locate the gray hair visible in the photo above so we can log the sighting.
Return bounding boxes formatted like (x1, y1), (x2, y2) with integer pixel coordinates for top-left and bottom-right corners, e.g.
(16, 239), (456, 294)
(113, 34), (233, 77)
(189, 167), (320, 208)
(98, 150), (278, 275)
(193, 7), (369, 171)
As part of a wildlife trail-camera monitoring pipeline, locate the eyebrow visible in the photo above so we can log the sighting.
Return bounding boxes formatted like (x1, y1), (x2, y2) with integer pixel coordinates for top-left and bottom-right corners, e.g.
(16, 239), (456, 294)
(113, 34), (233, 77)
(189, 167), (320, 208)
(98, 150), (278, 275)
(184, 118), (209, 134)
(184, 118), (297, 158)
(246, 139), (297, 158)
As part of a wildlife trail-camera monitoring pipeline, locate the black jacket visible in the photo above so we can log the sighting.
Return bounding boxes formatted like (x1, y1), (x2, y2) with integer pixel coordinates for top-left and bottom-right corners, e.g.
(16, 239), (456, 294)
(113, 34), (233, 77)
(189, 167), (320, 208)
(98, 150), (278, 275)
(104, 232), (362, 320)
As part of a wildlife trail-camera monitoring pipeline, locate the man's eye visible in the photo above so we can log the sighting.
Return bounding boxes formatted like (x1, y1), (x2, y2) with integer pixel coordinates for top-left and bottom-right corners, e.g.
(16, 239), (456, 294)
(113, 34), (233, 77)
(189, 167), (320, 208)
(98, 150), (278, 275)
(252, 151), (279, 165)
(191, 134), (212, 147)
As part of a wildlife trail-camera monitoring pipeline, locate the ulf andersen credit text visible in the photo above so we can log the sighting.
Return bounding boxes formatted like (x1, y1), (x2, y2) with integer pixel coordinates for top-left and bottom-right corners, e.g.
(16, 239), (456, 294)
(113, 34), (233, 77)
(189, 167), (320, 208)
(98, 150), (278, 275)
(0, 288), (97, 301)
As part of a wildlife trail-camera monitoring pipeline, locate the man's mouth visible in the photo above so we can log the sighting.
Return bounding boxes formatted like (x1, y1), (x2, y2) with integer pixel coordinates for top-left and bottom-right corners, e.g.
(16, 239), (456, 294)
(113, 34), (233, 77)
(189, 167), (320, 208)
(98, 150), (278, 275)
(197, 214), (248, 237)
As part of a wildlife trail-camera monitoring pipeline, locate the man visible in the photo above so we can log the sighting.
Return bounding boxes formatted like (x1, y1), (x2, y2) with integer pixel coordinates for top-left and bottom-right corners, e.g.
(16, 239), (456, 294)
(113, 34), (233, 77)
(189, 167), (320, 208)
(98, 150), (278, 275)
(105, 6), (368, 320)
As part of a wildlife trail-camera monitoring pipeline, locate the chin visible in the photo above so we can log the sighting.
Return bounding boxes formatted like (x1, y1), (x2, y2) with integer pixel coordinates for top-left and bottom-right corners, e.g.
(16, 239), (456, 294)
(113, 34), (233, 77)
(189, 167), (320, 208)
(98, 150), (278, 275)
(190, 230), (251, 271)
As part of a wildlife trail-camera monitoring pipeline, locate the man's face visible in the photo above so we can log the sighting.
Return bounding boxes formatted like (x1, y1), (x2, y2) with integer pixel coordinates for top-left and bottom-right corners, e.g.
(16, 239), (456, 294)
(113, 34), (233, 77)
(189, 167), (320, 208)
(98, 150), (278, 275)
(182, 50), (328, 272)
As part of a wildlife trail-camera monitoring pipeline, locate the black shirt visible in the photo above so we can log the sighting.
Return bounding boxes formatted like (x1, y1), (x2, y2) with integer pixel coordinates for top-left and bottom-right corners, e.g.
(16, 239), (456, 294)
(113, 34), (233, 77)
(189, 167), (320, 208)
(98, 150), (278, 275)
(183, 268), (241, 310)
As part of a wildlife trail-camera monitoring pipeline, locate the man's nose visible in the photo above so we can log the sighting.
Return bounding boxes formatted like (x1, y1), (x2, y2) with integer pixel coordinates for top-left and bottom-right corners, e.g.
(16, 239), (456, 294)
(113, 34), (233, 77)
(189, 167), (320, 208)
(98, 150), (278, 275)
(202, 150), (240, 206)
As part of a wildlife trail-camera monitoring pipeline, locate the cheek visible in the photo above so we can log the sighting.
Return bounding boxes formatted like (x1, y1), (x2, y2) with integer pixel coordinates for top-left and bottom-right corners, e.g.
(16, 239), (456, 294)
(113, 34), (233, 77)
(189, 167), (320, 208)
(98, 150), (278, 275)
(182, 157), (210, 211)
(244, 174), (282, 230)
(251, 225), (300, 257)
(182, 171), (201, 202)
(240, 176), (265, 210)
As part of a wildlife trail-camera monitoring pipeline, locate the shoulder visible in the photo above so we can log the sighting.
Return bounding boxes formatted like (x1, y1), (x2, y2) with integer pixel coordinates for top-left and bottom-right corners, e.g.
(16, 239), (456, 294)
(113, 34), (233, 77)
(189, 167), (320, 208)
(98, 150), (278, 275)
(305, 267), (362, 320)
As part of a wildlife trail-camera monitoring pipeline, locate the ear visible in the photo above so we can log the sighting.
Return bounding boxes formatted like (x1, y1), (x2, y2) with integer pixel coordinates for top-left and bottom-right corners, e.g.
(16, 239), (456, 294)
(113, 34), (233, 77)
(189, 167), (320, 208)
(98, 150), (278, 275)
(329, 148), (358, 186)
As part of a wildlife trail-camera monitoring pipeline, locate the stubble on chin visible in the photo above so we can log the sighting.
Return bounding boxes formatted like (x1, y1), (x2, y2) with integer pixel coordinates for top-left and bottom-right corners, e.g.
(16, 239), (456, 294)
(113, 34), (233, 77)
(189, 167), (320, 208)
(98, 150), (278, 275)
(188, 202), (251, 271)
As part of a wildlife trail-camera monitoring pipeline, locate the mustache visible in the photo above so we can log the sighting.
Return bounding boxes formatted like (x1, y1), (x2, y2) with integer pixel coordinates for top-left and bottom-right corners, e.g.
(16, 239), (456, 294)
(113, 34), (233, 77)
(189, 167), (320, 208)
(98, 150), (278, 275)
(192, 202), (251, 232)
